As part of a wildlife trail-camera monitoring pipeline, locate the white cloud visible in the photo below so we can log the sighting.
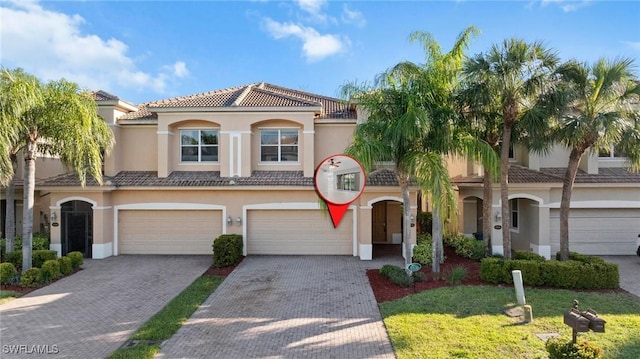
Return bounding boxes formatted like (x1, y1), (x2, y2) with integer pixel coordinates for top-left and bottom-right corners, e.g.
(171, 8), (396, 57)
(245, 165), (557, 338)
(262, 18), (347, 61)
(341, 5), (366, 27)
(295, 0), (329, 23)
(540, 0), (591, 13)
(0, 0), (185, 95)
(623, 41), (640, 52)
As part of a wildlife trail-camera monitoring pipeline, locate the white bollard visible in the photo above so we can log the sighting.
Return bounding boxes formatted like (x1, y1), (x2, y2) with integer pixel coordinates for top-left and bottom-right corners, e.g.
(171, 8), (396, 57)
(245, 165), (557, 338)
(512, 270), (526, 305)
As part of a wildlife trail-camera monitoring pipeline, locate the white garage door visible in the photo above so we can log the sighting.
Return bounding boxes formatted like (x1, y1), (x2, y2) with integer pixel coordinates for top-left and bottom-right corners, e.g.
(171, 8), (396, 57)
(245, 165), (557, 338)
(118, 210), (222, 254)
(550, 208), (639, 255)
(247, 209), (353, 255)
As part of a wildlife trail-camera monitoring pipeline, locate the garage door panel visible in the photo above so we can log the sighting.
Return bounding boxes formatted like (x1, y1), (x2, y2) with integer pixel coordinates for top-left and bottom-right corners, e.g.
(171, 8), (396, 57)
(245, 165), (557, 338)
(247, 210), (352, 255)
(119, 210), (222, 255)
(550, 209), (639, 255)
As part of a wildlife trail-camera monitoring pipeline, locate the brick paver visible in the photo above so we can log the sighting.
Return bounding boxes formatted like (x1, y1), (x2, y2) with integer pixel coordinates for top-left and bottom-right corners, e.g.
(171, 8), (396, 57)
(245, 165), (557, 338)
(0, 255), (212, 359)
(157, 256), (401, 359)
(599, 256), (640, 298)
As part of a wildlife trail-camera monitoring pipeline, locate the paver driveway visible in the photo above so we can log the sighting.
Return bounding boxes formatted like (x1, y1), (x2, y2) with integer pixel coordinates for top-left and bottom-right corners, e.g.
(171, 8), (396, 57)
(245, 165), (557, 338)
(599, 255), (640, 298)
(157, 256), (399, 359)
(0, 255), (212, 359)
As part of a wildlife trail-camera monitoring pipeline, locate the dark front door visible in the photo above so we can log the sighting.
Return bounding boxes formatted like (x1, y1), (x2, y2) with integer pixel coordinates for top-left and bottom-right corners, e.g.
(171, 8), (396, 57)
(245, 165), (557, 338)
(61, 204), (93, 258)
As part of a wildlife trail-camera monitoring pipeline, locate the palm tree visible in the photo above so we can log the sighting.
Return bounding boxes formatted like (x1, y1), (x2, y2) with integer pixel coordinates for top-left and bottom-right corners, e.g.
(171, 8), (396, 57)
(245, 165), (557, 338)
(550, 58), (640, 260)
(343, 27), (497, 273)
(0, 68), (115, 270)
(463, 39), (560, 259)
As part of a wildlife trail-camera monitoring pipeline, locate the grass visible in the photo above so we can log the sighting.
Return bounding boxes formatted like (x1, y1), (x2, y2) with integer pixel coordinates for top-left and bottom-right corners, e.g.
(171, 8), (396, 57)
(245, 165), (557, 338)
(0, 290), (20, 305)
(107, 275), (224, 359)
(379, 286), (640, 359)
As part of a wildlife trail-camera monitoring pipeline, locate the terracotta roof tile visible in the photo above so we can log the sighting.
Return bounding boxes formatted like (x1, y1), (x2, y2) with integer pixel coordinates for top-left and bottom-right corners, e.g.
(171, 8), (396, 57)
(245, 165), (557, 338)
(119, 105), (157, 121)
(120, 82), (355, 121)
(91, 90), (119, 101)
(540, 167), (640, 184)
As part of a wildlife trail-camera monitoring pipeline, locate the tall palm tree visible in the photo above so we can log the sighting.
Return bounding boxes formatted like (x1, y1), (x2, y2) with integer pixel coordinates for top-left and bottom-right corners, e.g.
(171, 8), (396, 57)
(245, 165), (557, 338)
(551, 58), (640, 260)
(343, 27), (497, 273)
(0, 68), (115, 270)
(463, 39), (559, 259)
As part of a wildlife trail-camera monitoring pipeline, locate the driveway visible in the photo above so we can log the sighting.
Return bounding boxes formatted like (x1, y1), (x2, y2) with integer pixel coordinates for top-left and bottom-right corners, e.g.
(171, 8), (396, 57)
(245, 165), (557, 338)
(599, 255), (640, 298)
(0, 255), (212, 359)
(156, 256), (399, 359)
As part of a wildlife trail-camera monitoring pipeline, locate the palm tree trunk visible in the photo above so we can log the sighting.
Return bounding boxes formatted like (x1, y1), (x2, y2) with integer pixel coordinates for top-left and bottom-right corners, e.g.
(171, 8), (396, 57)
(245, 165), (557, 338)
(5, 155), (18, 253)
(500, 125), (512, 259)
(559, 148), (583, 261)
(22, 141), (37, 271)
(400, 177), (412, 276)
(482, 171), (493, 256)
(432, 207), (443, 273)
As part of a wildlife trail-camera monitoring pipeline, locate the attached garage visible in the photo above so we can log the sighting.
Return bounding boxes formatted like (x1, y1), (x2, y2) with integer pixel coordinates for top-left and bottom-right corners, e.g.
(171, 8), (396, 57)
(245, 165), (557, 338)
(118, 209), (222, 255)
(550, 208), (640, 255)
(246, 209), (354, 255)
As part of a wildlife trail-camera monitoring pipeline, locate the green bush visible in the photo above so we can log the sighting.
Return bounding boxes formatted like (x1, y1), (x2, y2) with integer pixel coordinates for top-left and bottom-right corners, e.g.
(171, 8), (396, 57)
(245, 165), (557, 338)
(546, 338), (602, 359)
(32, 250), (58, 268)
(416, 212), (432, 234)
(1, 233), (50, 259)
(67, 251), (84, 269)
(0, 262), (18, 285)
(556, 251), (605, 265)
(416, 233), (432, 245)
(444, 233), (484, 261)
(412, 240), (432, 266)
(513, 250), (546, 262)
(380, 264), (414, 288)
(444, 265), (468, 285)
(479, 257), (507, 283)
(20, 268), (42, 287)
(58, 256), (73, 275)
(40, 259), (61, 282)
(212, 234), (243, 268)
(506, 259), (544, 286)
(4, 251), (22, 271)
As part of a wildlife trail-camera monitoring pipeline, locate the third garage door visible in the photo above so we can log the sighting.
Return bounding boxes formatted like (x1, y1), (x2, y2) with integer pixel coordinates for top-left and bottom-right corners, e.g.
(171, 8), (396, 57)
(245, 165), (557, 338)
(246, 209), (353, 255)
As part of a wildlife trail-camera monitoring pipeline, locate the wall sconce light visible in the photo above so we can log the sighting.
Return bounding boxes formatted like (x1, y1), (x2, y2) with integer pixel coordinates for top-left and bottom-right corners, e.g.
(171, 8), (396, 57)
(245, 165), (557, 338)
(51, 211), (58, 223)
(495, 212), (501, 222)
(410, 215), (415, 227)
(227, 216), (232, 224)
(236, 216), (242, 225)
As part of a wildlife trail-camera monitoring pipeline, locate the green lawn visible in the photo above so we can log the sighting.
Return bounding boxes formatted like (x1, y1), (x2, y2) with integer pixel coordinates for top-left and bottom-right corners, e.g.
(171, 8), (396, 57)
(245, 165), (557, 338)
(379, 286), (640, 359)
(108, 275), (224, 359)
(0, 290), (20, 305)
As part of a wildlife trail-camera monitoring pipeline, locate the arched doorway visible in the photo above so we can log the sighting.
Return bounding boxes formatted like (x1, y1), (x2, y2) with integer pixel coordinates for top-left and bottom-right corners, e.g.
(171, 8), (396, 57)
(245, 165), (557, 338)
(371, 200), (403, 258)
(61, 201), (93, 258)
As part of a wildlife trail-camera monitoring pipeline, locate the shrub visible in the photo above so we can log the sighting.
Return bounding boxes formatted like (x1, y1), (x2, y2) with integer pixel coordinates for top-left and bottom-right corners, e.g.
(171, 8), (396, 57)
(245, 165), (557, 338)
(20, 268), (42, 287)
(380, 264), (414, 288)
(67, 251), (84, 269)
(507, 259), (544, 286)
(546, 338), (602, 359)
(58, 256), (73, 275)
(212, 234), (243, 268)
(555, 251), (606, 265)
(444, 265), (467, 285)
(416, 212), (432, 234)
(412, 240), (432, 265)
(444, 233), (484, 261)
(416, 233), (432, 245)
(1, 233), (49, 259)
(0, 262), (18, 285)
(412, 271), (427, 282)
(4, 251), (22, 271)
(479, 257), (507, 283)
(513, 250), (546, 262)
(32, 250), (58, 268)
(40, 259), (61, 282)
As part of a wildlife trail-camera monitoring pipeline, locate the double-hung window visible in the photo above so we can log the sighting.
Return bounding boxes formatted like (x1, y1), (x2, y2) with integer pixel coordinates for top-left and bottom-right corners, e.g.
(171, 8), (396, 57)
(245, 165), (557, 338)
(180, 129), (219, 162)
(260, 129), (298, 162)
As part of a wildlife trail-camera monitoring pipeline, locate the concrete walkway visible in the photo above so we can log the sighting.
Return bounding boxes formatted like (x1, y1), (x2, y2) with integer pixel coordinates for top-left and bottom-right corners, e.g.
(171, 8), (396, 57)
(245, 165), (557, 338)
(157, 256), (400, 359)
(0, 255), (212, 359)
(599, 255), (640, 298)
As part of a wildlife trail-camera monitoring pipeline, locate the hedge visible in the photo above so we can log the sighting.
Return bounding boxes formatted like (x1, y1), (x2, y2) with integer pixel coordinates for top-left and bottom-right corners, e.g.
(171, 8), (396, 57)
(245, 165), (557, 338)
(20, 268), (42, 287)
(212, 234), (243, 268)
(0, 262), (18, 285)
(3, 249), (58, 271)
(40, 259), (61, 282)
(67, 251), (84, 269)
(480, 256), (618, 289)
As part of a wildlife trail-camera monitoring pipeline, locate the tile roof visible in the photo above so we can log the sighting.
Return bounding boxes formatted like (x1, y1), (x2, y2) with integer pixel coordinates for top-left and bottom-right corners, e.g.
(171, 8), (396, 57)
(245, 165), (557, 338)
(453, 165), (640, 184)
(118, 82), (355, 121)
(37, 169), (402, 188)
(91, 90), (120, 101)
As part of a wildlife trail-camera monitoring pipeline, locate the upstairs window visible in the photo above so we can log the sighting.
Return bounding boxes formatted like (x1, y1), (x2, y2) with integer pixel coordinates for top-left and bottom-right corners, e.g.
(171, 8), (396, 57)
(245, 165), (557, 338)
(510, 199), (519, 230)
(260, 129), (298, 162)
(180, 129), (219, 162)
(599, 143), (627, 159)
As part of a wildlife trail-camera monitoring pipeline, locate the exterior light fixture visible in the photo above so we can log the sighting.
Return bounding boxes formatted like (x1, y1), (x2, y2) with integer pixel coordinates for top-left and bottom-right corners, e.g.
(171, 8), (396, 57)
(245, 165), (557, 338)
(495, 212), (502, 222)
(227, 216), (232, 224)
(51, 211), (58, 223)
(236, 216), (242, 225)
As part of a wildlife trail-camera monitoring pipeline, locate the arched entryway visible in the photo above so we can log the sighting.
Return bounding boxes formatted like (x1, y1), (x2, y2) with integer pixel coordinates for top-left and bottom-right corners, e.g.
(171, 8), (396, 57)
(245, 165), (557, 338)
(61, 200), (93, 258)
(462, 196), (484, 239)
(371, 200), (403, 259)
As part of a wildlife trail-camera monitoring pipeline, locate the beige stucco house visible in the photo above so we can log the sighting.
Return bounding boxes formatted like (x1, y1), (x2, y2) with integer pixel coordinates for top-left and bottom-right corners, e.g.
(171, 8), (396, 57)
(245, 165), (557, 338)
(2, 82), (638, 260)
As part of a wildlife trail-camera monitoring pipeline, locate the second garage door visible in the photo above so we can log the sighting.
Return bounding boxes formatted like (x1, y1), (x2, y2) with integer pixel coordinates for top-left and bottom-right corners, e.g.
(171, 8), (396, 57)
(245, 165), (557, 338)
(247, 209), (353, 255)
(118, 209), (222, 255)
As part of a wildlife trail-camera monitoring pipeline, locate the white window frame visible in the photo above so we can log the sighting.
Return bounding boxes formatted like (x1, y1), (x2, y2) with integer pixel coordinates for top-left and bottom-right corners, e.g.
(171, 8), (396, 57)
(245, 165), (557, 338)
(179, 129), (219, 163)
(598, 143), (627, 159)
(510, 199), (519, 233)
(259, 128), (299, 163)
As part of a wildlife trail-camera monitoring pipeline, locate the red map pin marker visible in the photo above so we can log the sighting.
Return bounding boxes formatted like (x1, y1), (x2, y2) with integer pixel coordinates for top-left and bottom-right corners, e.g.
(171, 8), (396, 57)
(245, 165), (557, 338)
(314, 154), (366, 228)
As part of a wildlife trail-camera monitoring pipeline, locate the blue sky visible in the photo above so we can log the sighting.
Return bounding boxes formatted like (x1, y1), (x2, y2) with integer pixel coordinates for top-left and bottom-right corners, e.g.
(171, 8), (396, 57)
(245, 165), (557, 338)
(1, 0), (639, 105)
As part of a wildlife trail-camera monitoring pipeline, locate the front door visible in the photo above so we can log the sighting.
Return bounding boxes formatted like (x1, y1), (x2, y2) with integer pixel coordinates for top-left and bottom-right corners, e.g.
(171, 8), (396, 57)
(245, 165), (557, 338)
(61, 201), (93, 258)
(372, 202), (387, 243)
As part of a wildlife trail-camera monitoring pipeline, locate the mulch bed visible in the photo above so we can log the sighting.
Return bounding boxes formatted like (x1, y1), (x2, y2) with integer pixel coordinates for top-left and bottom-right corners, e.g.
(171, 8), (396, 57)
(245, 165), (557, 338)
(202, 257), (244, 277)
(367, 246), (483, 303)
